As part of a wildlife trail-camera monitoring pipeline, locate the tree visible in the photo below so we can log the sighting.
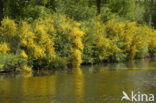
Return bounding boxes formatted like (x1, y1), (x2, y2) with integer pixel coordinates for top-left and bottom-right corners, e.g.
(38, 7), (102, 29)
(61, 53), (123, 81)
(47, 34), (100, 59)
(0, 0), (4, 23)
(96, 0), (101, 15)
(149, 0), (154, 27)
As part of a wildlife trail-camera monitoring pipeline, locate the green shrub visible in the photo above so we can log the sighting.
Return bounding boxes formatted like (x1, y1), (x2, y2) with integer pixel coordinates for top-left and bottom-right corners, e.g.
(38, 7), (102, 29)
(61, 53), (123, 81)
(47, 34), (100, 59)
(108, 0), (146, 23)
(109, 52), (127, 62)
(23, 5), (52, 21)
(0, 53), (27, 72)
(55, 0), (96, 21)
(0, 14), (156, 70)
(48, 56), (68, 69)
(135, 45), (148, 59)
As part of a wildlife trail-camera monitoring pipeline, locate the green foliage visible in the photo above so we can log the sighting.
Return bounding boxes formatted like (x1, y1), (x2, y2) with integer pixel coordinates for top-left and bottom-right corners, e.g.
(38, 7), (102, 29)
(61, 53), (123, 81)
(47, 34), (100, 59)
(0, 53), (27, 72)
(1, 0), (156, 71)
(81, 19), (97, 64)
(48, 57), (68, 69)
(2, 0), (154, 26)
(23, 5), (51, 21)
(110, 52), (127, 62)
(82, 43), (96, 64)
(108, 0), (146, 23)
(0, 15), (85, 70)
(100, 7), (118, 23)
(151, 2), (156, 27)
(135, 45), (148, 59)
(55, 0), (96, 21)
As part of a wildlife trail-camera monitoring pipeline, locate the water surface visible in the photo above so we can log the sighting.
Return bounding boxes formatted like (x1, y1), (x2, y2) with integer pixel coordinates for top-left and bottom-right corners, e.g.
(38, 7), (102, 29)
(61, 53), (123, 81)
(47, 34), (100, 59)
(0, 59), (156, 103)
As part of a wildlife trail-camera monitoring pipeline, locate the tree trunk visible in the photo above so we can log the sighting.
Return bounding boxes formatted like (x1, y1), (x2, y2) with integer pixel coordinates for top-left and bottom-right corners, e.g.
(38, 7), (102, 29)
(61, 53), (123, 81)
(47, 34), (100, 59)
(0, 0), (3, 24)
(96, 0), (101, 15)
(149, 0), (154, 27)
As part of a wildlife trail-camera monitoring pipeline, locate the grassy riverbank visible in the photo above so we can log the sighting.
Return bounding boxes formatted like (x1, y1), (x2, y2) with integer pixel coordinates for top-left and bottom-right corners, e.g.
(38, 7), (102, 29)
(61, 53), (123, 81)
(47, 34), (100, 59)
(0, 0), (156, 72)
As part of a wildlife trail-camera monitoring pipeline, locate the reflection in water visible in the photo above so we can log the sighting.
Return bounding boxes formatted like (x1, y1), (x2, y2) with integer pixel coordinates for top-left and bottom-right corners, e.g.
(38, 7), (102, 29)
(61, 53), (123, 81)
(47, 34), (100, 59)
(0, 58), (156, 103)
(72, 68), (84, 103)
(21, 75), (56, 103)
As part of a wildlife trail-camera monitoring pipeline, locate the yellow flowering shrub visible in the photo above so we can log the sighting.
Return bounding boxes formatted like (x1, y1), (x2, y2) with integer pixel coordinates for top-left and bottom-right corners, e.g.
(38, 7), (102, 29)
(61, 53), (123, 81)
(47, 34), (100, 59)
(72, 26), (84, 50)
(18, 19), (56, 60)
(71, 49), (82, 68)
(60, 16), (85, 67)
(0, 43), (10, 54)
(105, 19), (152, 60)
(19, 22), (36, 48)
(148, 28), (156, 49)
(61, 19), (71, 33)
(34, 23), (55, 58)
(42, 18), (55, 33)
(0, 15), (156, 70)
(1, 17), (17, 37)
(96, 16), (120, 61)
(20, 50), (28, 59)
(33, 45), (45, 59)
(0, 18), (18, 52)
(22, 65), (32, 72)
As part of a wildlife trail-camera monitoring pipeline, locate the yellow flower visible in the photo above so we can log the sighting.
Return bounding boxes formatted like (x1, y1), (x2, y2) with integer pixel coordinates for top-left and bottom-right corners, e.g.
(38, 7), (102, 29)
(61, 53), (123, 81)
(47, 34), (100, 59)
(1, 17), (17, 36)
(75, 22), (81, 27)
(74, 38), (84, 50)
(0, 43), (10, 54)
(33, 46), (45, 59)
(20, 50), (28, 59)
(61, 21), (71, 32)
(21, 39), (27, 46)
(23, 65), (32, 72)
(71, 49), (82, 68)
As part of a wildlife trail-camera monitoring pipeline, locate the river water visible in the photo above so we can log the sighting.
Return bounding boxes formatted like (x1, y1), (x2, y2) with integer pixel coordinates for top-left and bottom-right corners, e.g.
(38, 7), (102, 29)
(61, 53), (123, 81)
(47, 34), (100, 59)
(0, 58), (156, 103)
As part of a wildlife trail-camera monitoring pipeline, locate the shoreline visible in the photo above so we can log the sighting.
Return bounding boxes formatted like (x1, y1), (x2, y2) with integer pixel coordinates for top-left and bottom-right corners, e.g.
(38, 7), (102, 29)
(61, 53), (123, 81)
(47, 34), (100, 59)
(0, 56), (155, 74)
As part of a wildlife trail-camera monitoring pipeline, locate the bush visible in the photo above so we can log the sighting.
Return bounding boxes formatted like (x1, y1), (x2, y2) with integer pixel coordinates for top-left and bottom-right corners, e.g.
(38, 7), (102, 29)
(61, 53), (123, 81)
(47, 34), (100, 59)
(23, 5), (52, 21)
(55, 0), (96, 21)
(0, 14), (156, 71)
(108, 0), (146, 23)
(48, 56), (68, 69)
(0, 53), (27, 72)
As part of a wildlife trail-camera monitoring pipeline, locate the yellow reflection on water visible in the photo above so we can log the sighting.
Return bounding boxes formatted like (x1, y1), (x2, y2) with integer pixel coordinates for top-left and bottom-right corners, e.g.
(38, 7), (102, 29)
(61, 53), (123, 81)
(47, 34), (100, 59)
(21, 75), (56, 103)
(0, 80), (12, 103)
(22, 72), (33, 78)
(72, 68), (84, 103)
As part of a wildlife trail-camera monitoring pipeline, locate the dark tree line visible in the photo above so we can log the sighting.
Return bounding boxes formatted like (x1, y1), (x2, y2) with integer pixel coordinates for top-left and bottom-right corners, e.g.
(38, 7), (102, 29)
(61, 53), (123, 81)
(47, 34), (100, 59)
(96, 0), (101, 15)
(0, 0), (155, 27)
(0, 0), (4, 24)
(149, 0), (154, 27)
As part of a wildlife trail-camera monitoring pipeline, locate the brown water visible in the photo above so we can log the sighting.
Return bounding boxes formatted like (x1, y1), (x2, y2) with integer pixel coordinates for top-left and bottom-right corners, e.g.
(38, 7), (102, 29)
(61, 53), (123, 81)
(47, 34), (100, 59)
(0, 59), (156, 103)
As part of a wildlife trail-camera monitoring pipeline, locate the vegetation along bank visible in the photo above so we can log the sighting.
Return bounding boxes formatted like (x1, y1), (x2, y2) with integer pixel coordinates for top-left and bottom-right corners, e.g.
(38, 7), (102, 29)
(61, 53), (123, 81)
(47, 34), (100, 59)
(0, 0), (156, 72)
